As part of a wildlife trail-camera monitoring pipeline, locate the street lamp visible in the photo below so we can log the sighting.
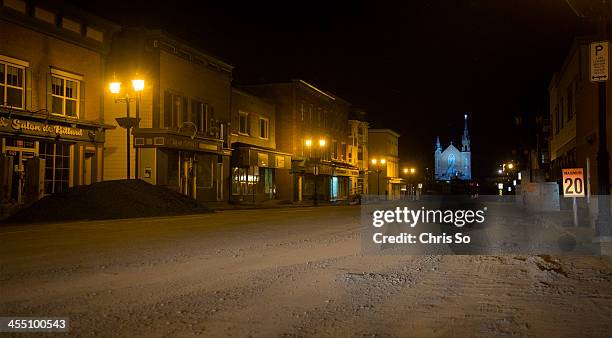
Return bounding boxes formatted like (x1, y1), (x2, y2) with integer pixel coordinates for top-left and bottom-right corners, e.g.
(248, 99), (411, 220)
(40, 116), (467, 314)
(109, 77), (144, 180)
(371, 158), (385, 196)
(306, 137), (326, 205)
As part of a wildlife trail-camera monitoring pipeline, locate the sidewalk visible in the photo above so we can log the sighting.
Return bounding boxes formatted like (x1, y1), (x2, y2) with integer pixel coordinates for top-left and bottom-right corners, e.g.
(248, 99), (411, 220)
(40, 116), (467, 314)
(207, 199), (357, 211)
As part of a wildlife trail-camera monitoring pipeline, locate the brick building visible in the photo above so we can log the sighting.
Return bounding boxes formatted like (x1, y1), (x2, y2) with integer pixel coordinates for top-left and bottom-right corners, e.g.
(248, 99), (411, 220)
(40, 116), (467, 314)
(242, 80), (359, 203)
(0, 0), (119, 205)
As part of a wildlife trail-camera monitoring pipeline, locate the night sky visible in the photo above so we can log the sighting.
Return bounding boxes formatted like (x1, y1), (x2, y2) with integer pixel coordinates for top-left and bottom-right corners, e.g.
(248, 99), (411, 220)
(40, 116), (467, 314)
(70, 0), (594, 178)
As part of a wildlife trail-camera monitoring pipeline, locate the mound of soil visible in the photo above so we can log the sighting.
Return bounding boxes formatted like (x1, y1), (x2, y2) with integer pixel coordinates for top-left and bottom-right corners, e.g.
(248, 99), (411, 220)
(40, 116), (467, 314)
(4, 180), (212, 224)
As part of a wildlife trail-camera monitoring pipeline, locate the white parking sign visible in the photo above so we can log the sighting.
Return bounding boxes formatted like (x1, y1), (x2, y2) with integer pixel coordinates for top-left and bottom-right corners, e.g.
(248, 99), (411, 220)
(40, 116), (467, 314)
(590, 41), (609, 82)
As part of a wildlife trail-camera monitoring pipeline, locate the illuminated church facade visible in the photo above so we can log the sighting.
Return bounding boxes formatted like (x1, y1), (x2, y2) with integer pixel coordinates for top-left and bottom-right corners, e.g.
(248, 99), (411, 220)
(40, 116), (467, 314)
(434, 114), (471, 181)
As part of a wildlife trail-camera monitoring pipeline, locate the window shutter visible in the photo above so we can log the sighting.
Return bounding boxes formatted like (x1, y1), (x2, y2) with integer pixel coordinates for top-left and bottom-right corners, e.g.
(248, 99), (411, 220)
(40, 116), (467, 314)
(79, 81), (85, 119)
(25, 68), (32, 110)
(46, 72), (52, 114)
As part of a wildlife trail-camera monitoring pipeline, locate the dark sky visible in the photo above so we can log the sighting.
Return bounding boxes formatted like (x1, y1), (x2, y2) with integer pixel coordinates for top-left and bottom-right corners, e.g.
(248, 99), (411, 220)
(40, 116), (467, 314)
(69, 0), (594, 178)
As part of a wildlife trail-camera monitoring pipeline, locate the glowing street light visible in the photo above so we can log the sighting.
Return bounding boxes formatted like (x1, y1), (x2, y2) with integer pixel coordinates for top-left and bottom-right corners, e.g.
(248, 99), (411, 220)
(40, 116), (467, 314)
(132, 79), (145, 92)
(109, 77), (145, 179)
(371, 158), (385, 196)
(109, 81), (121, 94)
(410, 167), (416, 174)
(319, 139), (326, 147)
(305, 139), (312, 147)
(403, 168), (408, 174)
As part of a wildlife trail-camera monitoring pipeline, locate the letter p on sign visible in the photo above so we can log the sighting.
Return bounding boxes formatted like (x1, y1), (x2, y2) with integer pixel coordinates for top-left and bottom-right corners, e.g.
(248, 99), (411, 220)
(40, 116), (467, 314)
(562, 168), (585, 198)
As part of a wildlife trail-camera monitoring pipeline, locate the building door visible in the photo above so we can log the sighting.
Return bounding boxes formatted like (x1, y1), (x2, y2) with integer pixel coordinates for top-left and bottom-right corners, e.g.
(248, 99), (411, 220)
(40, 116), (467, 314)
(297, 175), (303, 202)
(4, 139), (38, 204)
(83, 153), (93, 185)
(331, 176), (339, 201)
(263, 168), (274, 200)
(216, 162), (223, 201)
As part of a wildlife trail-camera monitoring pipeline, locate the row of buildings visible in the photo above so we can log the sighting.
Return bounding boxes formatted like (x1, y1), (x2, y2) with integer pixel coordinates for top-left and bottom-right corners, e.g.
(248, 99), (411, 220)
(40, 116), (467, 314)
(0, 0), (404, 208)
(543, 37), (612, 196)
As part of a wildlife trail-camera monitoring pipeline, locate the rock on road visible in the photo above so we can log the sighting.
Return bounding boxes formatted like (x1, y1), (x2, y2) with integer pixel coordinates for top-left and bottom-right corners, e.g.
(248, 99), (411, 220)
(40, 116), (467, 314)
(1, 206), (611, 337)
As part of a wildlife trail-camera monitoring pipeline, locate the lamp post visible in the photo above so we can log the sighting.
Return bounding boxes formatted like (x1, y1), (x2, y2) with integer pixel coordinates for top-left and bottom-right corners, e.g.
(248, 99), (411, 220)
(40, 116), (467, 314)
(109, 78), (144, 180)
(371, 158), (385, 196)
(566, 0), (612, 237)
(305, 138), (326, 206)
(403, 167), (416, 199)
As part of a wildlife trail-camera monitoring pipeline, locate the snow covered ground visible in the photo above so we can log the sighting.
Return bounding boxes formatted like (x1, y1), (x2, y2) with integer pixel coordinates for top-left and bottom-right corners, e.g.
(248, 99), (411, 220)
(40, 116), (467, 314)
(1, 206), (611, 336)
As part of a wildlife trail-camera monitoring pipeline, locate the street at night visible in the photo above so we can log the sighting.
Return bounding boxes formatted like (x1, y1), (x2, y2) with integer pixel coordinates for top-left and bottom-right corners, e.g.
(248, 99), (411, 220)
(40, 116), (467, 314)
(3, 0), (612, 336)
(1, 206), (611, 336)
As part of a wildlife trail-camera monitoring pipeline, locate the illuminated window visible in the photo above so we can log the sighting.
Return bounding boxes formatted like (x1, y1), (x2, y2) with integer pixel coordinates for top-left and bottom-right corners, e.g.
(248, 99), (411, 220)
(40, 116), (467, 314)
(0, 59), (25, 109)
(259, 117), (269, 139)
(239, 111), (249, 135)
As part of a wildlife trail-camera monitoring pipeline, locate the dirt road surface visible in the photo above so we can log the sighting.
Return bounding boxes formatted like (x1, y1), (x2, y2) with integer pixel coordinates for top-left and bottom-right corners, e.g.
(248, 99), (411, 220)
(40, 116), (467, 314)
(1, 206), (611, 337)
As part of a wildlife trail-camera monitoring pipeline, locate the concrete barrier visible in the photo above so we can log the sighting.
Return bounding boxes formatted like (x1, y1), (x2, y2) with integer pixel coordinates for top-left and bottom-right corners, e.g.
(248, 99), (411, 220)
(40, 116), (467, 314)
(516, 182), (560, 212)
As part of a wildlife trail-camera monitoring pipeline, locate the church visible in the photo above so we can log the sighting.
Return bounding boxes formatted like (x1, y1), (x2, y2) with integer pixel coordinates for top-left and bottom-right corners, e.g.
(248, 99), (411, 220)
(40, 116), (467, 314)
(434, 114), (472, 181)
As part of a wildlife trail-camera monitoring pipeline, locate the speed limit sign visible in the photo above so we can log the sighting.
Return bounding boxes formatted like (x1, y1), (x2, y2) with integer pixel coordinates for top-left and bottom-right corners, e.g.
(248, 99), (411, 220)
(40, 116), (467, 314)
(562, 168), (585, 198)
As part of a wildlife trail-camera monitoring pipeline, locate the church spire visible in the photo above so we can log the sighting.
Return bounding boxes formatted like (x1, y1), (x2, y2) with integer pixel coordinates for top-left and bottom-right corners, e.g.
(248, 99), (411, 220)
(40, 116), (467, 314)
(462, 113), (470, 152)
(435, 136), (441, 151)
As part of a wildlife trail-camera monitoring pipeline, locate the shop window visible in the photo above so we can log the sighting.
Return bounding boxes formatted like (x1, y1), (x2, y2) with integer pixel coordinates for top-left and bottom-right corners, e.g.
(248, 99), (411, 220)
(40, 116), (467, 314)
(39, 142), (71, 194)
(0, 58), (25, 109)
(239, 111), (249, 135)
(51, 74), (79, 117)
(232, 167), (258, 196)
(259, 117), (269, 139)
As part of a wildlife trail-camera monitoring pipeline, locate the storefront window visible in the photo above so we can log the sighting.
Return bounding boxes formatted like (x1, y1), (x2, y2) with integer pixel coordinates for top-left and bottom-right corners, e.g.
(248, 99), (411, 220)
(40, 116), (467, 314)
(231, 167), (258, 196)
(39, 142), (71, 194)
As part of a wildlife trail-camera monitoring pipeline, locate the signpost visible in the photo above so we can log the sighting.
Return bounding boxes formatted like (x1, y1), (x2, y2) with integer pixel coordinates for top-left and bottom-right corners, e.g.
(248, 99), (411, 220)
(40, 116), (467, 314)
(590, 41), (609, 82)
(562, 168), (585, 227)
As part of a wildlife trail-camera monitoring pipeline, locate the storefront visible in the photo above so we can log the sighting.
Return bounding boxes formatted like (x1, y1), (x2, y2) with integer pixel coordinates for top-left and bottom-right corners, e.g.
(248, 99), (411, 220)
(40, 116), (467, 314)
(230, 143), (292, 203)
(292, 160), (359, 203)
(133, 129), (230, 202)
(0, 111), (107, 205)
(331, 167), (359, 201)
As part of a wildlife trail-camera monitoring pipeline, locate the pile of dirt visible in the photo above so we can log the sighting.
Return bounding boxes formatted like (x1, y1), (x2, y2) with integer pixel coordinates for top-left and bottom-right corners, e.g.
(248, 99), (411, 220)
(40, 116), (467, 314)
(3, 180), (212, 224)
